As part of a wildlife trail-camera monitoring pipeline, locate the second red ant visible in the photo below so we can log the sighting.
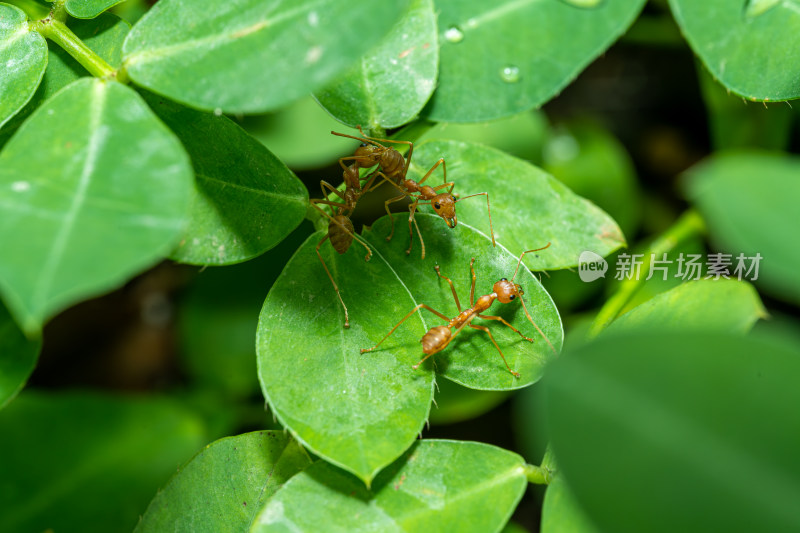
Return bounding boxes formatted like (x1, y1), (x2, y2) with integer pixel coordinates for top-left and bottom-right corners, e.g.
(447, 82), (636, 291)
(360, 244), (556, 378)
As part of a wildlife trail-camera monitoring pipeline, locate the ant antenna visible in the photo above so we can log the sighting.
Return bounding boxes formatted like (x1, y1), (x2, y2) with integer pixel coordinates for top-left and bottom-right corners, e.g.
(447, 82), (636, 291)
(456, 192), (496, 247)
(511, 243), (552, 282)
(330, 130), (384, 149)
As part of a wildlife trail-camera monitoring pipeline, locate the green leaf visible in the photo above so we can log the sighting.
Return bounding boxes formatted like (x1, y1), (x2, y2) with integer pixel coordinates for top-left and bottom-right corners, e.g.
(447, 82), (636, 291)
(0, 78), (192, 334)
(136, 431), (312, 533)
(541, 476), (599, 533)
(257, 225), (434, 485)
(424, 0), (647, 122)
(684, 151), (800, 304)
(122, 0), (410, 114)
(544, 331), (800, 533)
(0, 390), (206, 533)
(0, 3), (48, 128)
(407, 140), (626, 270)
(252, 440), (527, 533)
(605, 279), (766, 336)
(0, 302), (40, 410)
(362, 215), (563, 390)
(313, 0), (437, 129)
(257, 214), (561, 483)
(65, 0), (127, 19)
(0, 12), (130, 147)
(668, 0), (800, 101)
(139, 91), (308, 265)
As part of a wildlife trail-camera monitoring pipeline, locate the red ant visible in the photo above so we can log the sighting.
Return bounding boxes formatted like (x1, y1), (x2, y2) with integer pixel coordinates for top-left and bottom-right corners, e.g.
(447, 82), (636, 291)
(331, 127), (495, 258)
(360, 244), (556, 377)
(310, 160), (383, 328)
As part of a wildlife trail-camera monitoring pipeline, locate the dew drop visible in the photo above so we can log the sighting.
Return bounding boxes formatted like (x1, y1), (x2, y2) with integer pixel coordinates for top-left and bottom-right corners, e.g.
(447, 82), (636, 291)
(745, 0), (780, 17)
(499, 65), (521, 83)
(443, 26), (464, 44)
(213, 108), (222, 116)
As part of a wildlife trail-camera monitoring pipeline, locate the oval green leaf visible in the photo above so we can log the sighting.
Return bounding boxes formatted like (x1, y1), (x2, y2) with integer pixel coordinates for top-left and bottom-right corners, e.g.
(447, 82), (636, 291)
(313, 0), (437, 129)
(0, 302), (40, 410)
(541, 476), (600, 533)
(122, 0), (410, 114)
(0, 12), (130, 147)
(668, 0), (800, 101)
(604, 279), (766, 336)
(544, 331), (800, 533)
(362, 215), (563, 390)
(257, 226), (435, 485)
(252, 440), (527, 533)
(257, 214), (561, 483)
(0, 78), (192, 334)
(65, 0), (127, 19)
(0, 390), (206, 533)
(140, 91), (308, 265)
(136, 431), (312, 532)
(0, 3), (48, 128)
(424, 0), (647, 122)
(683, 151), (800, 304)
(407, 140), (626, 270)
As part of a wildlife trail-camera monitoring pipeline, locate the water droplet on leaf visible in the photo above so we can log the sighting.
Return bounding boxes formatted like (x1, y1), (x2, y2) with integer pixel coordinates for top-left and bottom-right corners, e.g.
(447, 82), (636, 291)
(745, 0), (781, 17)
(499, 65), (521, 83)
(560, 0), (603, 8)
(443, 26), (464, 43)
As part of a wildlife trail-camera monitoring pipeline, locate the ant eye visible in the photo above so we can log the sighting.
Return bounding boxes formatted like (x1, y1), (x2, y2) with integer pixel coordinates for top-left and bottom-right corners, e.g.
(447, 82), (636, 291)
(434, 202), (441, 209)
(359, 142), (368, 147)
(451, 195), (457, 202)
(509, 294), (516, 300)
(500, 278), (507, 281)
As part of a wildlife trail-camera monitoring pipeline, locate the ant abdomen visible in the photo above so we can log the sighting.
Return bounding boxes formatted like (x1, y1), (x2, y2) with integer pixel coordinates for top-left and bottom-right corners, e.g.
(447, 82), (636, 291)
(380, 149), (406, 179)
(421, 326), (451, 355)
(329, 215), (354, 254)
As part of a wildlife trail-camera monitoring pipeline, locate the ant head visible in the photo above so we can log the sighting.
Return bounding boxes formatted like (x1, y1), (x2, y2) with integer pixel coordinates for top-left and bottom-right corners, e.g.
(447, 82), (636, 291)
(493, 278), (522, 304)
(431, 193), (458, 228)
(354, 143), (381, 160)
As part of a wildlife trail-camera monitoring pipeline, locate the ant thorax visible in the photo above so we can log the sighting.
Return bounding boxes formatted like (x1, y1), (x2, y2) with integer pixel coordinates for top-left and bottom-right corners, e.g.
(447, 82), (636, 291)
(493, 279), (520, 304)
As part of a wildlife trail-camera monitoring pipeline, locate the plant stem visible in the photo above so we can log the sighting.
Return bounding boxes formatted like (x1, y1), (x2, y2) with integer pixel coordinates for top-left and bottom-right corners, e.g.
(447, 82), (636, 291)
(586, 208), (706, 338)
(32, 18), (115, 79)
(524, 462), (554, 485)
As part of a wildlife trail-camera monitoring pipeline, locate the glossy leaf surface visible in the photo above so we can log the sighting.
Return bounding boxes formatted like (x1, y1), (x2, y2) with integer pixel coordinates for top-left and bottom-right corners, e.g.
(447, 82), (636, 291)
(684, 151), (800, 304)
(669, 0), (800, 101)
(0, 391), (206, 533)
(0, 78), (192, 333)
(253, 440), (527, 533)
(0, 12), (130, 147)
(425, 0), (647, 121)
(605, 279), (766, 336)
(65, 0), (127, 18)
(0, 3), (48, 128)
(0, 303), (40, 409)
(257, 214), (561, 484)
(136, 431), (312, 532)
(123, 0), (410, 113)
(545, 331), (800, 533)
(407, 140), (625, 270)
(314, 0), (437, 129)
(141, 92), (307, 265)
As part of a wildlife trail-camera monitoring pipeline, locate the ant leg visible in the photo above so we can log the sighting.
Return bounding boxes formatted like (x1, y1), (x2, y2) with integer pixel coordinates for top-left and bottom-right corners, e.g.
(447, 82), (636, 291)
(418, 158), (446, 186)
(434, 265), (462, 311)
(519, 297), (558, 356)
(477, 314), (534, 342)
(469, 258), (478, 306)
(406, 200), (426, 258)
(469, 324), (520, 378)
(384, 194), (409, 241)
(456, 192), (496, 247)
(318, 180), (347, 202)
(316, 235), (349, 328)
(361, 303), (450, 354)
(431, 182), (456, 192)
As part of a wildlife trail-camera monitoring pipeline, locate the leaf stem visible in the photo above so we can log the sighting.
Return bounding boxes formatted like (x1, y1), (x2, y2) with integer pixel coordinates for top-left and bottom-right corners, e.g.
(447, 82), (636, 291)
(586, 208), (706, 338)
(32, 18), (115, 79)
